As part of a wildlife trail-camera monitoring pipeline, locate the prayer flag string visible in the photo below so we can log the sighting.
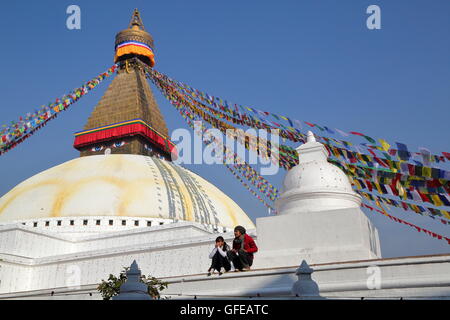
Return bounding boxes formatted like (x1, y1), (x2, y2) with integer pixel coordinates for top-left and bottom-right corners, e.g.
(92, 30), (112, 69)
(362, 201), (450, 245)
(161, 70), (449, 166)
(147, 66), (450, 198)
(146, 68), (278, 209)
(0, 65), (118, 156)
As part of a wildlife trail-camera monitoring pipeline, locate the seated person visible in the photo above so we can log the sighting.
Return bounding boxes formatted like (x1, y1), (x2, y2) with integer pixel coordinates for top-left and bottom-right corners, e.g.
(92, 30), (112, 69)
(227, 225), (258, 271)
(207, 236), (231, 276)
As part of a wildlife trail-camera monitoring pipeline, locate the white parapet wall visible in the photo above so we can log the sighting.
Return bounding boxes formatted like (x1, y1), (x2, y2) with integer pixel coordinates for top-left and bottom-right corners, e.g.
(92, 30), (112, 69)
(0, 220), (256, 294)
(159, 254), (450, 299)
(1, 254), (449, 300)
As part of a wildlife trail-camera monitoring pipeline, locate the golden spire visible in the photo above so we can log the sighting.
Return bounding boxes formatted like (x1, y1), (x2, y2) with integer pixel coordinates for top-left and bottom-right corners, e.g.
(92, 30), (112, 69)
(74, 9), (171, 159)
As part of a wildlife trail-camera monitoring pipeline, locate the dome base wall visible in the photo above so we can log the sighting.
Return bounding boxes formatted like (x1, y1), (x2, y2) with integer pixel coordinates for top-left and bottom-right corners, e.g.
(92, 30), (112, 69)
(254, 207), (381, 269)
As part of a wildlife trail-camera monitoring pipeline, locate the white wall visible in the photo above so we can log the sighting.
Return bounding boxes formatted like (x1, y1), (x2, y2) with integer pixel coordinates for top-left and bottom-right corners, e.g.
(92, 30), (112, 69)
(1, 254), (449, 300)
(0, 221), (251, 294)
(254, 207), (381, 268)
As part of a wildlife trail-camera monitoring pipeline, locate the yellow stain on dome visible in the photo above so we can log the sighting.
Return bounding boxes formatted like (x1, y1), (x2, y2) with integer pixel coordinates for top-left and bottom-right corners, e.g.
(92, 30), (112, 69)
(0, 158), (83, 216)
(50, 176), (125, 217)
(117, 178), (157, 216)
(0, 180), (62, 216)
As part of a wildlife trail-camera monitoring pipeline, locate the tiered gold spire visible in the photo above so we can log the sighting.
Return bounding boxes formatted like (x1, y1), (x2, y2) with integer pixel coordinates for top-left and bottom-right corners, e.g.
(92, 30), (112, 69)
(73, 10), (173, 160)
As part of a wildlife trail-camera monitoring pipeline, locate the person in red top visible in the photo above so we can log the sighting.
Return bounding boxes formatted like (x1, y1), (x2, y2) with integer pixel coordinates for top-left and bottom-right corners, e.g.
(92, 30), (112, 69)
(227, 225), (258, 271)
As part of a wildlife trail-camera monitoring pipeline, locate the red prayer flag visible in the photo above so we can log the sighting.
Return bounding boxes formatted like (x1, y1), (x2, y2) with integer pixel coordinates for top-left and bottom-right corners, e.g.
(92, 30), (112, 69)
(401, 202), (408, 211)
(408, 164), (415, 176)
(418, 191), (431, 203)
(368, 148), (376, 157)
(374, 157), (389, 168)
(442, 152), (450, 161)
(349, 131), (365, 136)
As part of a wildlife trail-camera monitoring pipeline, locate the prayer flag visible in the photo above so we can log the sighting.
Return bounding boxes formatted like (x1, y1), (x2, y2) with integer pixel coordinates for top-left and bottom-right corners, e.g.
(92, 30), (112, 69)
(442, 152), (450, 161)
(396, 142), (411, 161)
(431, 195), (444, 207)
(293, 119), (302, 130)
(419, 147), (432, 166)
(379, 139), (391, 152)
(335, 128), (349, 137)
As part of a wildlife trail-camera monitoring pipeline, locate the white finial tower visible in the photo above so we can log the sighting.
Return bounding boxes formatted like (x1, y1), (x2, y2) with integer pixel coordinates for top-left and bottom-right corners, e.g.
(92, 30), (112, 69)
(254, 133), (381, 268)
(306, 130), (316, 143)
(277, 130), (361, 214)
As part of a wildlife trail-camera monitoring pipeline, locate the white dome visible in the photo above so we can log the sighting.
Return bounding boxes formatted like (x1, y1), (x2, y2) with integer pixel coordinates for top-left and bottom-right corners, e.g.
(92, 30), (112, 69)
(276, 132), (361, 214)
(283, 159), (354, 194)
(0, 154), (255, 230)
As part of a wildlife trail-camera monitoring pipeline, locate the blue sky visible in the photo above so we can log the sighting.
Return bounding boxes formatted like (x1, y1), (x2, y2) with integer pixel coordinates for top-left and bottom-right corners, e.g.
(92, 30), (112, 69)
(0, 0), (449, 258)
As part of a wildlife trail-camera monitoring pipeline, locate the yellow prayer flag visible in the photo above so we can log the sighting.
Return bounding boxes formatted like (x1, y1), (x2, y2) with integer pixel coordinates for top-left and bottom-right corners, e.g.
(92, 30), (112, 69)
(378, 139), (391, 152)
(379, 203), (389, 216)
(341, 149), (348, 159)
(422, 166), (432, 178)
(356, 153), (365, 164)
(375, 182), (383, 194)
(377, 201), (389, 216)
(431, 195), (444, 207)
(332, 148), (340, 158)
(396, 180), (405, 197)
(442, 211), (450, 220)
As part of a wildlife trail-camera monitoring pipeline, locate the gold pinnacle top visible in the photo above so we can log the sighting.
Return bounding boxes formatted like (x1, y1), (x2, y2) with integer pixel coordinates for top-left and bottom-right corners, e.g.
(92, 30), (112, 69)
(128, 8), (145, 30)
(115, 9), (154, 52)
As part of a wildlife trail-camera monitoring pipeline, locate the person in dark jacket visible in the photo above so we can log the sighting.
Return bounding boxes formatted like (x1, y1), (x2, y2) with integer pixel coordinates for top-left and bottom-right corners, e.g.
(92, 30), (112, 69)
(227, 225), (258, 271)
(207, 236), (231, 276)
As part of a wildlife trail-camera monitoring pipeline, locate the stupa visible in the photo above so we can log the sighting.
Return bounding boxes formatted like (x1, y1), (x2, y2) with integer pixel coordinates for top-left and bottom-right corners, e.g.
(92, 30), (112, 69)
(0, 10), (448, 301)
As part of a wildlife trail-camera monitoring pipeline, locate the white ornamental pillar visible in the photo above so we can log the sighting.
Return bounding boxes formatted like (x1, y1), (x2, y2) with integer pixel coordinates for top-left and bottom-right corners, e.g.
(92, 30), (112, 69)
(291, 260), (322, 299)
